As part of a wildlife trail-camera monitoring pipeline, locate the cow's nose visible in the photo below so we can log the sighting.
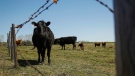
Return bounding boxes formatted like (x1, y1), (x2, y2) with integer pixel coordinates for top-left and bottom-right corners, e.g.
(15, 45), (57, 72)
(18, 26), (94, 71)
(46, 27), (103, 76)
(40, 33), (44, 36)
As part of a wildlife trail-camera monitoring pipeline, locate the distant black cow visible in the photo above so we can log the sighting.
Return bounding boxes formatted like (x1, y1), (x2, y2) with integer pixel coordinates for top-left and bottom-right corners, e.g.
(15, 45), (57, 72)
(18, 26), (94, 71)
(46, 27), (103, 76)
(95, 42), (100, 47)
(55, 36), (77, 50)
(31, 20), (54, 65)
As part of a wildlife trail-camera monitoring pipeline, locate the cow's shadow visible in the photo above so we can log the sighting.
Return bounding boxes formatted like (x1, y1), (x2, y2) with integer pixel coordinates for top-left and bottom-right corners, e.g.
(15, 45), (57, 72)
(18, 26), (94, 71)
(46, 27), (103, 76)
(18, 59), (39, 67)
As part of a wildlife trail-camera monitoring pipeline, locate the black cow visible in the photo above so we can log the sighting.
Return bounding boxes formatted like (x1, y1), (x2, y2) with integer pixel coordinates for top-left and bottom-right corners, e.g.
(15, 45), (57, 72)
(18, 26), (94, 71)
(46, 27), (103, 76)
(31, 20), (54, 65)
(55, 36), (77, 50)
(54, 38), (59, 44)
(95, 42), (100, 47)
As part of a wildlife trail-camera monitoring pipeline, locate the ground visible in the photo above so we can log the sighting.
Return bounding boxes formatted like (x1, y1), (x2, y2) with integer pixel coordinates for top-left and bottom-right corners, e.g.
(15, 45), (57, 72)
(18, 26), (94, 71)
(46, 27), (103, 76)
(0, 42), (115, 76)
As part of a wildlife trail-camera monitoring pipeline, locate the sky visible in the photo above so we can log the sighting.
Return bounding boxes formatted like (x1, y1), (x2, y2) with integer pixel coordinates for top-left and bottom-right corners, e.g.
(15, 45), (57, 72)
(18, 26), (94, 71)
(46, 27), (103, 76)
(0, 0), (114, 42)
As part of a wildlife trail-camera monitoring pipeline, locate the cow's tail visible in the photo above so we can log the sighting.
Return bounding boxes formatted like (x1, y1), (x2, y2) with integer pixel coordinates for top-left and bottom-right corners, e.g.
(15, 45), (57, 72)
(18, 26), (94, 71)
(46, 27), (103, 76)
(31, 46), (36, 50)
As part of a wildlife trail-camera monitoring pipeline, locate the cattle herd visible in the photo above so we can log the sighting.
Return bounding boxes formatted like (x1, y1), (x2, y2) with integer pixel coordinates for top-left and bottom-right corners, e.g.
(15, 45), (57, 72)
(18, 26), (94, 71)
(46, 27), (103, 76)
(14, 20), (108, 65)
(94, 42), (106, 48)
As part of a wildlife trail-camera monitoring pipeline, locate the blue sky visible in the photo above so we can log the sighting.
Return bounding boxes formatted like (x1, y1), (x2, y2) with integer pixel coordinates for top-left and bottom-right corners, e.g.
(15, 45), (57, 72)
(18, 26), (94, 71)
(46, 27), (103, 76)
(0, 0), (114, 42)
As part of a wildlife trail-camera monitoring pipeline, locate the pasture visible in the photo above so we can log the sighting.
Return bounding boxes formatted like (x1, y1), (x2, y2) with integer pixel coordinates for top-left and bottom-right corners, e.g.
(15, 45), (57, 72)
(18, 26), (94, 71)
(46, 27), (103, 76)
(0, 42), (116, 76)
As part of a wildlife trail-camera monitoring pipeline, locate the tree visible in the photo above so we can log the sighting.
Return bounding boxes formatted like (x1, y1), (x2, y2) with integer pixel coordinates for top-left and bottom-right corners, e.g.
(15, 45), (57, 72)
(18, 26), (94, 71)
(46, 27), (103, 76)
(17, 34), (33, 46)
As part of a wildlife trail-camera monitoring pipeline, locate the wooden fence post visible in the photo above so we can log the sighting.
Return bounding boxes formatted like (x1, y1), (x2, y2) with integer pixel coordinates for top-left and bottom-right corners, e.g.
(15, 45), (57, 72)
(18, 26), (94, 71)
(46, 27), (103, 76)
(114, 0), (135, 76)
(12, 24), (19, 68)
(11, 27), (14, 61)
(7, 32), (10, 56)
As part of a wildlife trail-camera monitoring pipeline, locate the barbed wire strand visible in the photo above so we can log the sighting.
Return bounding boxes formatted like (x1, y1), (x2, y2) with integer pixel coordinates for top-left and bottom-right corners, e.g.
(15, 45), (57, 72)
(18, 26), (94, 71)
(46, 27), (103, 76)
(30, 2), (54, 21)
(96, 0), (114, 13)
(18, 51), (45, 76)
(31, 0), (50, 18)
(15, 0), (59, 34)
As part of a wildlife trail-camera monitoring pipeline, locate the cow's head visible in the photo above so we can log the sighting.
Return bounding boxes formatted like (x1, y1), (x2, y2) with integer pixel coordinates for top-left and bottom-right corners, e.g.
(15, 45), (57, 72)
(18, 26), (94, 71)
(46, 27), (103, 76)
(32, 20), (50, 36)
(54, 38), (60, 44)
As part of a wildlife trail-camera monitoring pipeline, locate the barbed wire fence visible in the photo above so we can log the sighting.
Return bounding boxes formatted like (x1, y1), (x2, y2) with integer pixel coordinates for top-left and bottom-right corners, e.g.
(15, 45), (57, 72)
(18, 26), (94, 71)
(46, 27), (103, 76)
(7, 24), (18, 67)
(6, 0), (113, 76)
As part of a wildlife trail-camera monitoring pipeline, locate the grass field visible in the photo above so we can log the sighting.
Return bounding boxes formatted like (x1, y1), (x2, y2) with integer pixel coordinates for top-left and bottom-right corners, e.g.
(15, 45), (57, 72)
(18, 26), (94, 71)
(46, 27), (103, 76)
(0, 42), (116, 76)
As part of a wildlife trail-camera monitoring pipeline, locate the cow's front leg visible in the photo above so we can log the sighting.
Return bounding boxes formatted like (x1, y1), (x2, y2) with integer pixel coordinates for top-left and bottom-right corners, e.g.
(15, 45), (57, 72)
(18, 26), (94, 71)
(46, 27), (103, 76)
(37, 47), (41, 62)
(41, 48), (46, 63)
(47, 46), (52, 65)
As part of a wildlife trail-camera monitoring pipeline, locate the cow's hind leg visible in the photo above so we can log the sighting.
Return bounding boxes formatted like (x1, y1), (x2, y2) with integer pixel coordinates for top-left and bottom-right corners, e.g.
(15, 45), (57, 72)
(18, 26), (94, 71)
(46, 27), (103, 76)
(61, 45), (63, 50)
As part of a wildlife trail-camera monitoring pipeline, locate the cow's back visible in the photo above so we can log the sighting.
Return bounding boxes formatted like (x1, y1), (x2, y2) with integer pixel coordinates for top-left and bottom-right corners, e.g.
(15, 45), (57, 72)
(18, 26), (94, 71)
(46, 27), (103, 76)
(60, 36), (77, 44)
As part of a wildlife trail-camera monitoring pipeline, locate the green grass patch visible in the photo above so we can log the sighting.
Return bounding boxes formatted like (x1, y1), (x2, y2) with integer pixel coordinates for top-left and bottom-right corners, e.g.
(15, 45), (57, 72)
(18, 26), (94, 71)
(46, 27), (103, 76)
(0, 42), (116, 76)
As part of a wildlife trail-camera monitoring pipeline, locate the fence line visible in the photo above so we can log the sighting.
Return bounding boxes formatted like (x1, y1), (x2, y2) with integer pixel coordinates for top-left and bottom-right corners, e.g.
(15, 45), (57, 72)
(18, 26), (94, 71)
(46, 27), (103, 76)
(7, 31), (11, 56)
(7, 24), (19, 67)
(7, 24), (44, 75)
(12, 24), (19, 68)
(10, 27), (14, 61)
(7, 27), (12, 59)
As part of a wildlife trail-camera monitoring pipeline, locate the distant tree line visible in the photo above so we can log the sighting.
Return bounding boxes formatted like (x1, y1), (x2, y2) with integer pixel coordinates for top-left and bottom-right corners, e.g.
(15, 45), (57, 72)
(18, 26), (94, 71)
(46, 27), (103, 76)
(17, 34), (33, 46)
(0, 34), (34, 46)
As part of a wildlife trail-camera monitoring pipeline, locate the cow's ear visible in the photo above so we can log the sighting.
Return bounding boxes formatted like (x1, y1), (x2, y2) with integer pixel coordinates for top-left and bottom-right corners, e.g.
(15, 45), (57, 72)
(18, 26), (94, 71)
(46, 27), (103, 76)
(46, 21), (51, 26)
(31, 22), (37, 26)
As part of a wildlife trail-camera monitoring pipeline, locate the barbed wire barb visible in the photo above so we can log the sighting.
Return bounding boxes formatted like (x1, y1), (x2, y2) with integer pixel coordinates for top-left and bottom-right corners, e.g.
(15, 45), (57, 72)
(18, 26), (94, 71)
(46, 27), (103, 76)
(30, 0), (50, 19)
(96, 0), (114, 13)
